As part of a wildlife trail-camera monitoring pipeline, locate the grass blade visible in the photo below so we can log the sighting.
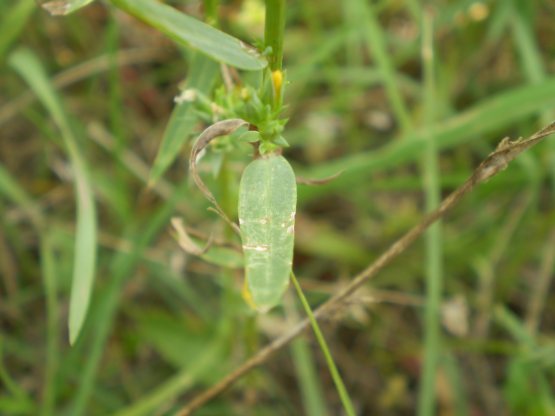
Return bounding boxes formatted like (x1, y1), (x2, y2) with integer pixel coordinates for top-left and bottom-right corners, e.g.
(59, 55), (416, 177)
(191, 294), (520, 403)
(349, 0), (412, 133)
(70, 182), (188, 415)
(417, 13), (443, 416)
(113, 341), (223, 416)
(39, 234), (60, 416)
(0, 163), (42, 227)
(149, 52), (219, 184)
(9, 48), (97, 345)
(109, 0), (267, 70)
(0, 0), (35, 61)
(284, 295), (329, 416)
(299, 78), (555, 202)
(291, 272), (356, 416)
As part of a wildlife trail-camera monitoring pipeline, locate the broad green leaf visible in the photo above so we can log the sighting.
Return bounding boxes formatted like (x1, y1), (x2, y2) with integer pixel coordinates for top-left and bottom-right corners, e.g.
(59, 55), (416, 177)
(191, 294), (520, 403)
(9, 49), (97, 345)
(40, 0), (95, 16)
(149, 53), (219, 184)
(110, 0), (267, 70)
(239, 154), (296, 312)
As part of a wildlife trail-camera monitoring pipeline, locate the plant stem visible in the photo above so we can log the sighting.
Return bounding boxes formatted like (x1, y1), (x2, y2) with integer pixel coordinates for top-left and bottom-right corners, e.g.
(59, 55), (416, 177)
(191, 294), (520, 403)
(356, 0), (412, 135)
(291, 272), (356, 416)
(203, 0), (218, 26)
(176, 122), (555, 415)
(417, 12), (443, 416)
(264, 0), (286, 71)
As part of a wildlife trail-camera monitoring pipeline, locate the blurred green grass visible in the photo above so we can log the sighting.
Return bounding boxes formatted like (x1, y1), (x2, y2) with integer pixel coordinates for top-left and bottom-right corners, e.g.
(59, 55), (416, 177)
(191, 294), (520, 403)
(1, 0), (555, 415)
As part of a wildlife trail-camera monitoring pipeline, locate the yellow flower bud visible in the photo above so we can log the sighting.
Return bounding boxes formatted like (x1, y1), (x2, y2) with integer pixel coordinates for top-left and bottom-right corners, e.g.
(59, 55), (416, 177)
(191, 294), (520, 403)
(271, 70), (283, 94)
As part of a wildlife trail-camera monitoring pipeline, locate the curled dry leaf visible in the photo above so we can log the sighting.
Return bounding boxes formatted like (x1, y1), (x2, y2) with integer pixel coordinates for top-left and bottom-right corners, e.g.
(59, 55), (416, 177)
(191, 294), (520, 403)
(171, 217), (212, 256)
(189, 119), (249, 234)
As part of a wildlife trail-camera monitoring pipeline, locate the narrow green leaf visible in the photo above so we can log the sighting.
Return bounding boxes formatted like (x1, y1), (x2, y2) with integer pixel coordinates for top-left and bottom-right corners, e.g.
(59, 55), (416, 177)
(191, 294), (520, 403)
(70, 183), (188, 415)
(149, 53), (219, 184)
(291, 272), (356, 416)
(9, 49), (97, 345)
(0, 163), (42, 227)
(40, 0), (95, 16)
(299, 78), (555, 202)
(39, 234), (60, 415)
(109, 0), (267, 70)
(238, 130), (262, 143)
(0, 0), (35, 60)
(239, 154), (296, 312)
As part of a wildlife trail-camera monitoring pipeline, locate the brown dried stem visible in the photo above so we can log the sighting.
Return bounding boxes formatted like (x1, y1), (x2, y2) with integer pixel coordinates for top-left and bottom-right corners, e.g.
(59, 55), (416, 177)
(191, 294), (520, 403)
(176, 122), (555, 415)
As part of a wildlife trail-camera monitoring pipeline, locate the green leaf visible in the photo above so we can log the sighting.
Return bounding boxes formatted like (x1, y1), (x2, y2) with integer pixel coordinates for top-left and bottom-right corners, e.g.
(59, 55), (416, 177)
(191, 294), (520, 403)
(149, 53), (219, 184)
(239, 154), (296, 312)
(273, 135), (289, 147)
(110, 0), (267, 70)
(9, 49), (97, 345)
(237, 130), (262, 143)
(0, 163), (41, 227)
(299, 78), (555, 202)
(0, 0), (34, 60)
(40, 0), (95, 16)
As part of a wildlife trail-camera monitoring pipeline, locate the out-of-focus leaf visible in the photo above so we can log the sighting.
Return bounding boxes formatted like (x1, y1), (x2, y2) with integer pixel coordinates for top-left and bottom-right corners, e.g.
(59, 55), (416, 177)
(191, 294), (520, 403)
(0, 163), (41, 226)
(110, 0), (267, 70)
(9, 49), (97, 345)
(0, 0), (34, 60)
(299, 78), (555, 202)
(149, 53), (219, 184)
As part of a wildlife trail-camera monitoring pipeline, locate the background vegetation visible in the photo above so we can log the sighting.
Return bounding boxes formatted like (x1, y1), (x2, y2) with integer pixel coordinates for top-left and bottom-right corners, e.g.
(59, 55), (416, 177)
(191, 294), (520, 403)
(1, 0), (555, 415)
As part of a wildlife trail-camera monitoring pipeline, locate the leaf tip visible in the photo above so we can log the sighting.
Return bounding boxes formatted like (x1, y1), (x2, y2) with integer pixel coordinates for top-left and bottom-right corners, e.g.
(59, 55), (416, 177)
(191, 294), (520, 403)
(41, 1), (71, 16)
(68, 319), (81, 346)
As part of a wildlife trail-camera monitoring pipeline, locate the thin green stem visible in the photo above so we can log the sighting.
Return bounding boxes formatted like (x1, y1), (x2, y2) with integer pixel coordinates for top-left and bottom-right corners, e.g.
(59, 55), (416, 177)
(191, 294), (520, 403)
(417, 11), (443, 416)
(291, 272), (356, 416)
(203, 0), (218, 26)
(40, 235), (60, 416)
(264, 0), (286, 71)
(284, 294), (329, 416)
(355, 0), (412, 134)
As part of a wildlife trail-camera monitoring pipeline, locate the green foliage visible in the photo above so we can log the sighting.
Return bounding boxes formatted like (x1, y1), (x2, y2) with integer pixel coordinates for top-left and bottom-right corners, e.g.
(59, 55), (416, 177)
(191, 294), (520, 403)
(9, 49), (97, 345)
(0, 0), (34, 60)
(110, 0), (267, 70)
(239, 154), (296, 311)
(3, 0), (555, 415)
(149, 52), (219, 184)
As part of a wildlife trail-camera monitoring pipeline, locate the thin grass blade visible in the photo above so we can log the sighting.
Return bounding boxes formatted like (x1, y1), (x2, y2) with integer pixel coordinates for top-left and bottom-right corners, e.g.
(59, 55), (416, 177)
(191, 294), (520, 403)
(299, 78), (555, 202)
(9, 48), (97, 345)
(291, 273), (356, 416)
(0, 0), (35, 61)
(149, 53), (219, 184)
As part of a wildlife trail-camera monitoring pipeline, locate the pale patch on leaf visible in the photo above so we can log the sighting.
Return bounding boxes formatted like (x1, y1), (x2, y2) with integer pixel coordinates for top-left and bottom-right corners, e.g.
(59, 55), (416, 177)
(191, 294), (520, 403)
(40, 0), (94, 16)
